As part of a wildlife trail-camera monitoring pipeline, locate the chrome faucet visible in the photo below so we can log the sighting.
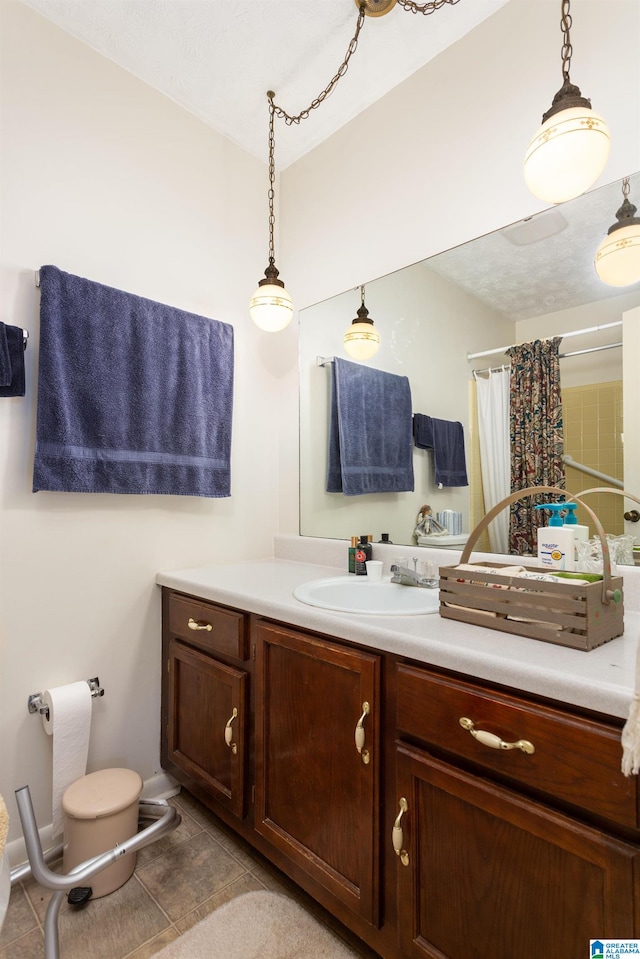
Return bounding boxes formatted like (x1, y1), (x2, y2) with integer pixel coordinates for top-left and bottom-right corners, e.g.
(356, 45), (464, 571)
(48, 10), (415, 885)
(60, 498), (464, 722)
(390, 558), (438, 588)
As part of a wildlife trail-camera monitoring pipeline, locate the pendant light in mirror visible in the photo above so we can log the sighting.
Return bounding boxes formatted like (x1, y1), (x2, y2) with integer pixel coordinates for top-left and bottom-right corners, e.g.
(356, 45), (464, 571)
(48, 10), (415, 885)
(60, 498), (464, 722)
(595, 177), (640, 287)
(249, 94), (294, 332)
(524, 0), (610, 205)
(343, 286), (381, 361)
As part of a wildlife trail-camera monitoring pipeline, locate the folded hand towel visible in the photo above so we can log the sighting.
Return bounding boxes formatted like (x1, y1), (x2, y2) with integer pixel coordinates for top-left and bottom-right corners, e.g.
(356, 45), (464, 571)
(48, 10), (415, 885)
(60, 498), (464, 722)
(327, 357), (414, 496)
(413, 413), (468, 487)
(33, 265), (234, 497)
(0, 323), (26, 397)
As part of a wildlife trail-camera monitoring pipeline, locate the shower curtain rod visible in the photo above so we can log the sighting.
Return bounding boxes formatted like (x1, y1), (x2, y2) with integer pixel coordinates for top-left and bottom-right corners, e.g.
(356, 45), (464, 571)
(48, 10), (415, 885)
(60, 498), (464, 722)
(472, 340), (623, 375)
(467, 321), (623, 361)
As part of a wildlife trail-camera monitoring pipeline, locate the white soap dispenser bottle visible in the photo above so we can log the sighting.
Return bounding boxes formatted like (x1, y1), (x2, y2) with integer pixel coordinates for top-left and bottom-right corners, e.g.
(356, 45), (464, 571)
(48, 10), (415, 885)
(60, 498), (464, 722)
(562, 503), (590, 562)
(534, 503), (576, 570)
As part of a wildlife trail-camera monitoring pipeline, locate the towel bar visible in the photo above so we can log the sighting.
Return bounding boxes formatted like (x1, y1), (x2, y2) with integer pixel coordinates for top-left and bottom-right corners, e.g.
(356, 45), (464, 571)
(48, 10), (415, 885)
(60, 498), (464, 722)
(27, 678), (104, 720)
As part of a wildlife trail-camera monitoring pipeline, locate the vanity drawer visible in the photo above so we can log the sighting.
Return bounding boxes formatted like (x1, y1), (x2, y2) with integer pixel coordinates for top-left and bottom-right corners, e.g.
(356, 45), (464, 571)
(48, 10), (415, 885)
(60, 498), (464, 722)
(396, 663), (638, 830)
(168, 592), (247, 660)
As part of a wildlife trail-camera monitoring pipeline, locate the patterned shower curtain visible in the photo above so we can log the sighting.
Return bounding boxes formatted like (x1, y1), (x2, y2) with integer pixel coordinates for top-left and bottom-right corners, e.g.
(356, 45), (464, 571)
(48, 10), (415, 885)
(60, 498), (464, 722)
(506, 337), (565, 556)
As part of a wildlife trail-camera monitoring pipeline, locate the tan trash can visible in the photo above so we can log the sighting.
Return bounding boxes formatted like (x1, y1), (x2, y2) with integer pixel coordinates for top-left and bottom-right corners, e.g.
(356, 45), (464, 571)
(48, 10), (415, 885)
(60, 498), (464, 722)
(62, 768), (143, 899)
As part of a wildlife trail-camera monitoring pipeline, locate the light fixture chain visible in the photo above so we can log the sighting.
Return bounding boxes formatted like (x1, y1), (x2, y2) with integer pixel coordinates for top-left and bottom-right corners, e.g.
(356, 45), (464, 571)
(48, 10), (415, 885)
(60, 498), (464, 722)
(269, 6), (366, 126)
(560, 0), (573, 81)
(268, 99), (275, 262)
(396, 0), (460, 15)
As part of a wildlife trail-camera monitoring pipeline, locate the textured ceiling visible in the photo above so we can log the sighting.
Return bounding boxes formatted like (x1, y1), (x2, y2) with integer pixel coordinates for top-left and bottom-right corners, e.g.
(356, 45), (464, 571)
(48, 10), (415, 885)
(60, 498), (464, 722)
(426, 172), (640, 322)
(19, 0), (509, 169)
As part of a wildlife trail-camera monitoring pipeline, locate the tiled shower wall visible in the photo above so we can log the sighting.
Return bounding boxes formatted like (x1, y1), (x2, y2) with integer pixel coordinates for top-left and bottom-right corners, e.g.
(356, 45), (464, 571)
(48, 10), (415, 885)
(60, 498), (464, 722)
(562, 380), (624, 536)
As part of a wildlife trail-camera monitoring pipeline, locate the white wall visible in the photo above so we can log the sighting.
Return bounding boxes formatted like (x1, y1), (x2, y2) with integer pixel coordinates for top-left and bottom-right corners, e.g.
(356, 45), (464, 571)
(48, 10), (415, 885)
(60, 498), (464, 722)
(0, 1), (294, 845)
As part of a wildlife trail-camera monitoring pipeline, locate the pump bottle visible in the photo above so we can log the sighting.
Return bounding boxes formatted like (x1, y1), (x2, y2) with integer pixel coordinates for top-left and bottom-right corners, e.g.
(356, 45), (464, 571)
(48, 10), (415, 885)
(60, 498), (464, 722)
(562, 504), (590, 561)
(534, 503), (575, 570)
(355, 535), (372, 575)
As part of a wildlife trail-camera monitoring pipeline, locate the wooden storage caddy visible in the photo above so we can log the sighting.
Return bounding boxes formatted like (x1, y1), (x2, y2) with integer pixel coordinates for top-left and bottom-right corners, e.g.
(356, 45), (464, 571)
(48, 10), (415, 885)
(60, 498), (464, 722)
(438, 486), (624, 651)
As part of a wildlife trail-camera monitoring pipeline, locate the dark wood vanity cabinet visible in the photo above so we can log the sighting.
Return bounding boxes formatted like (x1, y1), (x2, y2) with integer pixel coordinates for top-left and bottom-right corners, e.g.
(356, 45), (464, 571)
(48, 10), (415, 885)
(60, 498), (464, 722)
(254, 620), (381, 924)
(162, 590), (249, 818)
(394, 664), (640, 958)
(395, 745), (638, 959)
(161, 587), (640, 959)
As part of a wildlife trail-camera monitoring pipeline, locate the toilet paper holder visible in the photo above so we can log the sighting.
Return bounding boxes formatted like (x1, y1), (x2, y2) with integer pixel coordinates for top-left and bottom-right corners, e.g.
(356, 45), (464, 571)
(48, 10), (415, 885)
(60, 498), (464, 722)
(28, 678), (105, 720)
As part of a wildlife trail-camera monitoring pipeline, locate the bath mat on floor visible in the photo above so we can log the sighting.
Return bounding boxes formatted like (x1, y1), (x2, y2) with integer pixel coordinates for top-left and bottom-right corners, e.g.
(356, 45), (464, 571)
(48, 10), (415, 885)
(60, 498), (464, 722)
(154, 890), (363, 959)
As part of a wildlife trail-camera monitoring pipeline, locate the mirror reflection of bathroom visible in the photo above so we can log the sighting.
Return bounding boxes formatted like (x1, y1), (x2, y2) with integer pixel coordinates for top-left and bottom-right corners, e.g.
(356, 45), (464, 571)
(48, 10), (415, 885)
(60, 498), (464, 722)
(299, 174), (640, 558)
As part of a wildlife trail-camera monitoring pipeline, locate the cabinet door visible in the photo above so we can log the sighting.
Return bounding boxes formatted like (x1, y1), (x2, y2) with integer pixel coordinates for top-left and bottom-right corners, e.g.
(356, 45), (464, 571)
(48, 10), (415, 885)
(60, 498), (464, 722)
(255, 621), (380, 924)
(394, 743), (639, 959)
(167, 639), (247, 817)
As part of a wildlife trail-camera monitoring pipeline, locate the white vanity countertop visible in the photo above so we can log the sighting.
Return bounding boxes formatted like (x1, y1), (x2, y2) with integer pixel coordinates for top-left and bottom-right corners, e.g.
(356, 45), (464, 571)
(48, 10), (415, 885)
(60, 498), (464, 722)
(156, 556), (639, 721)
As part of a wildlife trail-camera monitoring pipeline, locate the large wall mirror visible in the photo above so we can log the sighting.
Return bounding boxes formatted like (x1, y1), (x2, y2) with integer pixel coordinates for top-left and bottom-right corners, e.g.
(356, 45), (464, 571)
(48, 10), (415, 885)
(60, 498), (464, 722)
(299, 173), (640, 552)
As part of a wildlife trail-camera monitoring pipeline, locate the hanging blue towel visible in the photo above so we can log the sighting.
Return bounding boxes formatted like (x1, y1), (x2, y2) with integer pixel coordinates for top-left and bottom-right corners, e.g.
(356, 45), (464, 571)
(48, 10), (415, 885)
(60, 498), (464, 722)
(0, 323), (26, 397)
(33, 265), (234, 497)
(327, 357), (414, 496)
(413, 413), (468, 487)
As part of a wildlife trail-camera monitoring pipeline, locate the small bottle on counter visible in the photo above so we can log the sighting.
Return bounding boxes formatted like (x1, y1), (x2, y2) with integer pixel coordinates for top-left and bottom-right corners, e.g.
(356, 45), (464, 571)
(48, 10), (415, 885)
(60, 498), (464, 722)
(348, 536), (358, 574)
(355, 535), (373, 575)
(377, 533), (393, 544)
(534, 503), (575, 570)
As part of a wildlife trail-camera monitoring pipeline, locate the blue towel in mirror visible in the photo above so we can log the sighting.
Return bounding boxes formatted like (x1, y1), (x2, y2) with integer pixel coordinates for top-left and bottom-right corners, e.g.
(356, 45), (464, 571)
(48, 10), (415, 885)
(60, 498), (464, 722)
(0, 323), (26, 397)
(33, 265), (234, 496)
(413, 413), (468, 487)
(327, 358), (414, 496)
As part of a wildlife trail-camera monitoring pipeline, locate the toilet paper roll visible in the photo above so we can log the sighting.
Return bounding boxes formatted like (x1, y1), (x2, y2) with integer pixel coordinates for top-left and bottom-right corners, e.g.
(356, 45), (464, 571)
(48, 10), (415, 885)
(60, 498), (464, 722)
(42, 682), (92, 839)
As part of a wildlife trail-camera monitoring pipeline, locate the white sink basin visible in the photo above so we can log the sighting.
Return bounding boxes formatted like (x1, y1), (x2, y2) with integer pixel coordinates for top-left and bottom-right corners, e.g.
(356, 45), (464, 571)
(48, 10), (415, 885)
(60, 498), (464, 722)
(293, 576), (440, 616)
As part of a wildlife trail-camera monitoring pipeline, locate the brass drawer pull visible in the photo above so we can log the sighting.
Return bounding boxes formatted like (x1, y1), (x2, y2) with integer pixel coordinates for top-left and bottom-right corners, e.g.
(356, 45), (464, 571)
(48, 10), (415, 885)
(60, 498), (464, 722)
(459, 717), (535, 755)
(392, 797), (409, 866)
(225, 707), (238, 754)
(188, 617), (212, 632)
(355, 701), (370, 764)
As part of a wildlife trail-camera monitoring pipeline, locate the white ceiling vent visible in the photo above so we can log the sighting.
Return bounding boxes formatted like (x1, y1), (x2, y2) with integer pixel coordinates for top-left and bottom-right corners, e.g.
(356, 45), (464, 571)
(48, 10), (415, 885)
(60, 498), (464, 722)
(501, 210), (568, 247)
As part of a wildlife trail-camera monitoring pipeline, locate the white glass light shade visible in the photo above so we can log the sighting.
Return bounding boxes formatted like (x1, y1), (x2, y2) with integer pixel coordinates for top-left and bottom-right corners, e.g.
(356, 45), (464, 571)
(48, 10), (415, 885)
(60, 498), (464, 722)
(343, 322), (381, 361)
(595, 224), (640, 287)
(249, 283), (294, 332)
(524, 106), (611, 204)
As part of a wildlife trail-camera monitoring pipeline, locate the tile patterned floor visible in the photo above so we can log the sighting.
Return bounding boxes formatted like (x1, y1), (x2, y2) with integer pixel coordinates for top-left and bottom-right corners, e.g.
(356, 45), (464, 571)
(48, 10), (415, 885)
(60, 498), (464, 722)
(0, 790), (377, 959)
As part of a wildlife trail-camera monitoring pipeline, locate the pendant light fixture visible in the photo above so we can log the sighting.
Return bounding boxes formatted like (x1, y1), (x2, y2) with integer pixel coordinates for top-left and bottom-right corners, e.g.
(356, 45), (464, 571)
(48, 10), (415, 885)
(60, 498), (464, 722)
(250, 0), (459, 333)
(524, 0), (610, 205)
(344, 286), (381, 360)
(249, 94), (294, 332)
(594, 177), (640, 287)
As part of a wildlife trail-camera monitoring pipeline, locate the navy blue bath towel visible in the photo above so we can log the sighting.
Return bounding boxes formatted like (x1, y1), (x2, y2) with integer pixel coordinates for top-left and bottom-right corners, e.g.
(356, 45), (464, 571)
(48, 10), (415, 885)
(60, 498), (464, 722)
(413, 413), (468, 487)
(0, 323), (26, 397)
(327, 357), (414, 496)
(33, 265), (234, 496)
